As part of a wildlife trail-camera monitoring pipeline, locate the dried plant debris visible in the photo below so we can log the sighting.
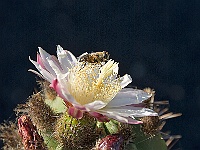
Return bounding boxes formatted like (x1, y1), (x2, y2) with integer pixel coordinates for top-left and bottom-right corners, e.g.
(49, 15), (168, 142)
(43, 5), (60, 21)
(0, 121), (24, 150)
(158, 108), (182, 150)
(165, 134), (182, 150)
(18, 115), (46, 150)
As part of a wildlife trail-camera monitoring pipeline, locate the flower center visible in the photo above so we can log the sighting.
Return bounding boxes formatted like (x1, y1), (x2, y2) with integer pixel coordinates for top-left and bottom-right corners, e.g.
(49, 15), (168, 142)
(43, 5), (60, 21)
(67, 61), (121, 105)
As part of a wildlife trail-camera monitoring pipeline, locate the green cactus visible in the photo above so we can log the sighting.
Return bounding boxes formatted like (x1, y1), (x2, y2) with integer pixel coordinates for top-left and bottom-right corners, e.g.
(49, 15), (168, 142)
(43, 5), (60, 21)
(125, 125), (167, 150)
(45, 96), (67, 114)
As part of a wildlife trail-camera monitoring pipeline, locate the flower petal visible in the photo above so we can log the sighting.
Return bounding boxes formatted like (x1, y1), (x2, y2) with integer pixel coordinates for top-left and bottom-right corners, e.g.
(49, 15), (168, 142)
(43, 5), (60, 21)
(38, 47), (51, 60)
(106, 88), (151, 108)
(29, 57), (54, 82)
(38, 47), (57, 77)
(57, 45), (77, 72)
(89, 112), (110, 122)
(98, 111), (142, 124)
(65, 50), (77, 65)
(84, 101), (107, 111)
(68, 107), (83, 119)
(50, 78), (79, 106)
(101, 106), (158, 118)
(37, 53), (45, 69)
(120, 74), (132, 88)
(47, 57), (63, 75)
(113, 63), (119, 74)
(57, 45), (77, 64)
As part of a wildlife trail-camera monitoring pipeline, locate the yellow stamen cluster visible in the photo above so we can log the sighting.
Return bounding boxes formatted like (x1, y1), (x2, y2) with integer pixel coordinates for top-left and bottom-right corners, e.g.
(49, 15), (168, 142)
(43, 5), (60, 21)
(68, 61), (121, 105)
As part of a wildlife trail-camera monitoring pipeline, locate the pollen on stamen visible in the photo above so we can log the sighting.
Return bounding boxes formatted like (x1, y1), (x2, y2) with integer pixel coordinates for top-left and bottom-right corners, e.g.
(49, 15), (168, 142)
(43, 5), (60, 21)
(67, 62), (121, 105)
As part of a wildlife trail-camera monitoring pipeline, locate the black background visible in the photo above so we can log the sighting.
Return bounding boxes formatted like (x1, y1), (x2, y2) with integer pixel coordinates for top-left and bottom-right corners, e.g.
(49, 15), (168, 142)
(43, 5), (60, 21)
(0, 0), (199, 149)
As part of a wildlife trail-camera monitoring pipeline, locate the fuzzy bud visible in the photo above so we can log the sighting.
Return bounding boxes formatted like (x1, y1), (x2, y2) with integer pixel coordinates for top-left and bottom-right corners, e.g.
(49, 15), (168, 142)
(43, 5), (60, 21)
(55, 112), (98, 149)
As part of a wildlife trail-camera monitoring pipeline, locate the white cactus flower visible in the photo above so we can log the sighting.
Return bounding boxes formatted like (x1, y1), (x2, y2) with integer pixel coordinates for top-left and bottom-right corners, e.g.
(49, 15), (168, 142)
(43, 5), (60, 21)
(29, 45), (157, 124)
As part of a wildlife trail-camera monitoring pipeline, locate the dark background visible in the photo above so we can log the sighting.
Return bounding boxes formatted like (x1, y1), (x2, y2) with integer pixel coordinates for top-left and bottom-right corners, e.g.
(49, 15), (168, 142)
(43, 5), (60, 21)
(0, 0), (199, 149)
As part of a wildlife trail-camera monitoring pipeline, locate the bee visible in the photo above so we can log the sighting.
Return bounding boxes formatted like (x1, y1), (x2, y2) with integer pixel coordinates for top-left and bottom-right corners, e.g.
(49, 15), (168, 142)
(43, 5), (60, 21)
(78, 51), (110, 63)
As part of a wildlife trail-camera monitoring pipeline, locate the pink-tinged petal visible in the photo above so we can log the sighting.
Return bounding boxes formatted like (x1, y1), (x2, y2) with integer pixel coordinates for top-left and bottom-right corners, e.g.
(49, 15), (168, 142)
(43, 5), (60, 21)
(50, 79), (69, 100)
(50, 79), (62, 96)
(29, 57), (54, 82)
(50, 79), (71, 107)
(106, 88), (151, 108)
(101, 106), (158, 118)
(99, 111), (142, 124)
(68, 107), (83, 119)
(72, 104), (87, 111)
(84, 101), (107, 111)
(37, 53), (45, 69)
(120, 74), (132, 88)
(38, 47), (57, 77)
(89, 112), (110, 122)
